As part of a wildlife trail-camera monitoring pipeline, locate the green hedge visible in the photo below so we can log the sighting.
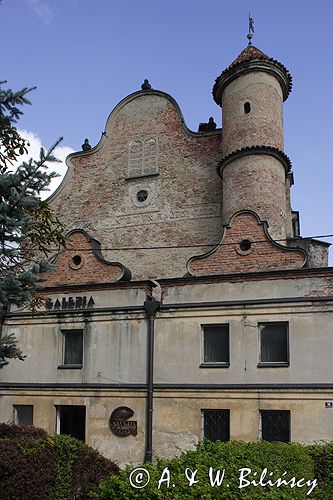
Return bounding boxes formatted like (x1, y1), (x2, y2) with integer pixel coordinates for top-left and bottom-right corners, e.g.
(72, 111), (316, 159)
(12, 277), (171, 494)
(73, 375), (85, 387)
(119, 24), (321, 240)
(308, 442), (333, 499)
(1, 425), (332, 499)
(91, 440), (332, 499)
(0, 423), (119, 500)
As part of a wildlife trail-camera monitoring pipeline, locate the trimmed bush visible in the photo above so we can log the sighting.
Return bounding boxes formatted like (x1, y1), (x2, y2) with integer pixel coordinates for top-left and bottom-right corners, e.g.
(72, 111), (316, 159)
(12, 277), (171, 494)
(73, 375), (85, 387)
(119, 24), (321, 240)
(0, 437), (54, 500)
(0, 422), (47, 439)
(91, 440), (324, 499)
(0, 424), (119, 499)
(309, 442), (333, 499)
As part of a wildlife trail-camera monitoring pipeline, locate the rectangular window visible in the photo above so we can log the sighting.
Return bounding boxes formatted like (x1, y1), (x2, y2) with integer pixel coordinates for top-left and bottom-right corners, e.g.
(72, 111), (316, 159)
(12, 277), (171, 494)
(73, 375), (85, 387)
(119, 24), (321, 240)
(202, 325), (229, 366)
(56, 405), (86, 441)
(260, 410), (290, 443)
(259, 323), (289, 366)
(202, 409), (230, 442)
(61, 329), (83, 366)
(13, 405), (33, 425)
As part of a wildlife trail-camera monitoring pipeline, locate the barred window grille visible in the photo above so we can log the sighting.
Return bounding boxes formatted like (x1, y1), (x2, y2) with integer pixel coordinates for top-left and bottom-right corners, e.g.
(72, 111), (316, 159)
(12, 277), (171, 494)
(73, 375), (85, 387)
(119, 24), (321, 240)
(203, 409), (230, 442)
(261, 410), (290, 443)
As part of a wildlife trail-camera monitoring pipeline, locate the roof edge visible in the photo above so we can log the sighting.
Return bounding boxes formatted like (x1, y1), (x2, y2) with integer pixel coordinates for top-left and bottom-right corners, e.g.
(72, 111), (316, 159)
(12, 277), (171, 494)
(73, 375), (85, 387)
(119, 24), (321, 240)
(213, 55), (292, 105)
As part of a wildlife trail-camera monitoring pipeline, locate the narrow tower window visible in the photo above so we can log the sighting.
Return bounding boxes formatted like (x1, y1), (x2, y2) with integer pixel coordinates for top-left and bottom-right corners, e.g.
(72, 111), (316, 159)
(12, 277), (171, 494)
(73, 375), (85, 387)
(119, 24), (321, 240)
(244, 102), (251, 114)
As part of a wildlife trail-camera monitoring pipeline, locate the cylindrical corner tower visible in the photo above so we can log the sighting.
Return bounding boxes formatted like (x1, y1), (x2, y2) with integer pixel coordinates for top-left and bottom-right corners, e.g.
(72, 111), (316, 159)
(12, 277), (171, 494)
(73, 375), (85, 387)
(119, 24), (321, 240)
(213, 45), (293, 241)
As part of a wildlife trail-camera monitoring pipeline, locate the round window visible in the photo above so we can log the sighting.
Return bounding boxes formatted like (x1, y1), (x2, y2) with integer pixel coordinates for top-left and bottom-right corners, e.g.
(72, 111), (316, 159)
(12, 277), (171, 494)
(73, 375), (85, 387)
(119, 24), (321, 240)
(69, 254), (84, 270)
(239, 239), (252, 252)
(72, 255), (82, 266)
(137, 190), (148, 202)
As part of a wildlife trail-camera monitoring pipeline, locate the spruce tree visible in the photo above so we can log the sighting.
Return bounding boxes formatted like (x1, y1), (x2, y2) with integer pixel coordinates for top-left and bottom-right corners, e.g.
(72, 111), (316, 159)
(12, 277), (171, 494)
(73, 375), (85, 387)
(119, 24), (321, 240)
(0, 81), (66, 366)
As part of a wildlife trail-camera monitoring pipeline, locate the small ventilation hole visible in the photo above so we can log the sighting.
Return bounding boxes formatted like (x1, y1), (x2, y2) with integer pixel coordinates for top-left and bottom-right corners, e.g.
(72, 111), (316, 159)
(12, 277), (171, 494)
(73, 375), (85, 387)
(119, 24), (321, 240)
(72, 255), (82, 266)
(239, 240), (252, 252)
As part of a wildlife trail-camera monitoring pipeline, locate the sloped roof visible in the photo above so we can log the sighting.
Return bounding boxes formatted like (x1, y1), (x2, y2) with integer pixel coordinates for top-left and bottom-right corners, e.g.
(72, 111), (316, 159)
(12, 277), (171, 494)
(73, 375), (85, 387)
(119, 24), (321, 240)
(213, 45), (292, 104)
(229, 45), (270, 67)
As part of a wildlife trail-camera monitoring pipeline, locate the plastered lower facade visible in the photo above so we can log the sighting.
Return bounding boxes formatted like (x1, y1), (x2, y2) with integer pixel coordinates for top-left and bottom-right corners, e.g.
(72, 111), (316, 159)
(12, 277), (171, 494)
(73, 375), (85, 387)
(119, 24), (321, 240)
(1, 43), (333, 464)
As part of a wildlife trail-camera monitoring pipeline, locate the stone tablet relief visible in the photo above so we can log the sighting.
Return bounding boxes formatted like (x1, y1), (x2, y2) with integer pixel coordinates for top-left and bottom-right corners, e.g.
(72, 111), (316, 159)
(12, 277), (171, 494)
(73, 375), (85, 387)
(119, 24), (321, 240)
(113, 202), (221, 227)
(143, 137), (158, 174)
(128, 139), (142, 177)
(128, 135), (158, 177)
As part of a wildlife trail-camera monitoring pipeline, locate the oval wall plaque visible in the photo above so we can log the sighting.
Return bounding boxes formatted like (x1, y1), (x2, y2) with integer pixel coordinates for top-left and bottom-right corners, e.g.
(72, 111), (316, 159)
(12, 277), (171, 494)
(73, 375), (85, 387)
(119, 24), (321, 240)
(109, 406), (137, 437)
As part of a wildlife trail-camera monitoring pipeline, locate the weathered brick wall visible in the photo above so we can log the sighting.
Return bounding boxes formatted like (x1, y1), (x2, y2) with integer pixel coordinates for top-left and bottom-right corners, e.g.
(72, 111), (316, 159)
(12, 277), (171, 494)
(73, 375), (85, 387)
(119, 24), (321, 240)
(219, 69), (289, 241)
(42, 231), (125, 286)
(221, 155), (288, 240)
(188, 212), (306, 276)
(46, 89), (326, 280)
(221, 72), (284, 156)
(48, 92), (223, 280)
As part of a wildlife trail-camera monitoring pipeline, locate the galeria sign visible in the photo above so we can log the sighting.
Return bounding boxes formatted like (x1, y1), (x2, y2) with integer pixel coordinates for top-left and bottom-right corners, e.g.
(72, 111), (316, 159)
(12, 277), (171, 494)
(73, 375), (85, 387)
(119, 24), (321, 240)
(45, 296), (95, 310)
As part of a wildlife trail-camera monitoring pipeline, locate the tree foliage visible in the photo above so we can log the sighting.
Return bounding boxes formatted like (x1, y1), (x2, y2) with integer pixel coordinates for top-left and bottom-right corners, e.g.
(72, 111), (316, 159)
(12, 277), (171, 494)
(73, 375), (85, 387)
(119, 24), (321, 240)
(0, 81), (66, 310)
(0, 332), (25, 368)
(0, 81), (67, 367)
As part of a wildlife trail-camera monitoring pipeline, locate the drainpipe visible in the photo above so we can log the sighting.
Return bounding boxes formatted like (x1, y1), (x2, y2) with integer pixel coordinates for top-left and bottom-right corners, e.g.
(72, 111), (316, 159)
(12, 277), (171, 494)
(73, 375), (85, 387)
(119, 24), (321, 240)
(143, 296), (160, 463)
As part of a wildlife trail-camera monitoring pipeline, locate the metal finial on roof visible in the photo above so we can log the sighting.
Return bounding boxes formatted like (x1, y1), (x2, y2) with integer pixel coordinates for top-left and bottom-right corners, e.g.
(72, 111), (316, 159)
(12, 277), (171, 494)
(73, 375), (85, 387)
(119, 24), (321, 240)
(141, 79), (152, 90)
(247, 13), (254, 46)
(82, 138), (91, 151)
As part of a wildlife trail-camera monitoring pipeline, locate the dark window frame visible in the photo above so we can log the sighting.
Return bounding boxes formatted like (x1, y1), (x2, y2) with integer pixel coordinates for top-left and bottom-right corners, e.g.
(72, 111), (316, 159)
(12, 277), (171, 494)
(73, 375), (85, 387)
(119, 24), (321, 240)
(200, 324), (230, 368)
(202, 409), (230, 442)
(13, 404), (33, 425)
(260, 410), (291, 443)
(58, 329), (83, 369)
(258, 322), (289, 367)
(56, 405), (86, 442)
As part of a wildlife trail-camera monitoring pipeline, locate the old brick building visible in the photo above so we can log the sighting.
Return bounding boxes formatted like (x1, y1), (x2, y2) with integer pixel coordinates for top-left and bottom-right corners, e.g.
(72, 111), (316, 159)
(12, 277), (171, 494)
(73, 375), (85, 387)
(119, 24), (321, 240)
(1, 42), (333, 464)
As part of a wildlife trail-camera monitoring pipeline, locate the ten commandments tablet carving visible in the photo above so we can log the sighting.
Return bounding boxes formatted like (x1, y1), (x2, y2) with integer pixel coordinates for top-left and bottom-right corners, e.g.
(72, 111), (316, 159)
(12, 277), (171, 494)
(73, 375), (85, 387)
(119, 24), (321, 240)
(128, 136), (158, 177)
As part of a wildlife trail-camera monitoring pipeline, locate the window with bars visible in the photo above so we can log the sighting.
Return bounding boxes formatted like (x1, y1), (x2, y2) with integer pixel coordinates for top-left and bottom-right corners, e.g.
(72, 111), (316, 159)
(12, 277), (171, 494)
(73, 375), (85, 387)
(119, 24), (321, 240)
(202, 409), (230, 442)
(259, 323), (289, 366)
(202, 325), (229, 366)
(260, 410), (290, 443)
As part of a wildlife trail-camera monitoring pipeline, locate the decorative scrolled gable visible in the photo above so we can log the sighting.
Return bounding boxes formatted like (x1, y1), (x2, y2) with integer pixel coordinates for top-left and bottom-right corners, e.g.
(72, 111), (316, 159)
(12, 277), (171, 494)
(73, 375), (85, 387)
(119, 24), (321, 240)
(187, 211), (307, 276)
(42, 229), (131, 286)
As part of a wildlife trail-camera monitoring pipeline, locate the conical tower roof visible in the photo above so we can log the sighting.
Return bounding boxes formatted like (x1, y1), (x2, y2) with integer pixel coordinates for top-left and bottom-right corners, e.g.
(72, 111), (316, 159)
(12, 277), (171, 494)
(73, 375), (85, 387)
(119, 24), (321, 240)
(229, 45), (270, 66)
(213, 45), (292, 105)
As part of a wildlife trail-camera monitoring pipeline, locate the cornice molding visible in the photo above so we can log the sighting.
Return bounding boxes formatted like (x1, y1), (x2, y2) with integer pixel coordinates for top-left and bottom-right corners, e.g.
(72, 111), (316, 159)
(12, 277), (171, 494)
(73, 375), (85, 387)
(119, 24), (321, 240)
(213, 58), (292, 105)
(217, 145), (292, 177)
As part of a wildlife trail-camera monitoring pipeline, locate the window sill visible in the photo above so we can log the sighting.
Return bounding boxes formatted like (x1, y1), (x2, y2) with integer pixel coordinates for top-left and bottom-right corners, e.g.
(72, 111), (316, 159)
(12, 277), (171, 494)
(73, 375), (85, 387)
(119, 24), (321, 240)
(200, 363), (230, 369)
(257, 362), (289, 368)
(57, 364), (83, 370)
(125, 172), (159, 181)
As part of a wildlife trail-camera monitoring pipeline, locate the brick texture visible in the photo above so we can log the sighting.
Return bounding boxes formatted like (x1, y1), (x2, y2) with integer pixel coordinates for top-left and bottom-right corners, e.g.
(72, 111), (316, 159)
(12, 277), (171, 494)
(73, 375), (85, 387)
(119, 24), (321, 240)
(221, 72), (284, 157)
(48, 92), (222, 280)
(188, 212), (306, 276)
(42, 231), (125, 286)
(222, 155), (289, 240)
